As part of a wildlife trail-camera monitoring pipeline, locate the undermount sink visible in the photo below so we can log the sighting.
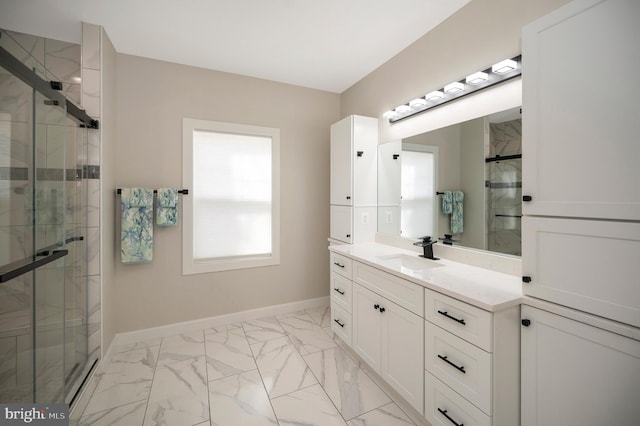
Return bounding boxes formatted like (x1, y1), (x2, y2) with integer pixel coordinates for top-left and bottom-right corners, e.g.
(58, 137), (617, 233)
(376, 253), (444, 273)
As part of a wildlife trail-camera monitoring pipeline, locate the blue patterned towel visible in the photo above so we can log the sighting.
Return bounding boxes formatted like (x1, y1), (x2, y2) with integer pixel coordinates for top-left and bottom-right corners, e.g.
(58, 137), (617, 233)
(441, 191), (453, 214)
(156, 188), (178, 226)
(120, 188), (154, 264)
(451, 191), (464, 234)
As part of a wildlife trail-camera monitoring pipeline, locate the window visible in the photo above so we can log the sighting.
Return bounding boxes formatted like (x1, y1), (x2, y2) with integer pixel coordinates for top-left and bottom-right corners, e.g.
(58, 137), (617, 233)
(183, 118), (280, 274)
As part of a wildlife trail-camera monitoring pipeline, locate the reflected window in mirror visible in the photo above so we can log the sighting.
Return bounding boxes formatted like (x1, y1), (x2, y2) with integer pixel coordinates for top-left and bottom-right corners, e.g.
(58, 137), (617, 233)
(377, 106), (522, 257)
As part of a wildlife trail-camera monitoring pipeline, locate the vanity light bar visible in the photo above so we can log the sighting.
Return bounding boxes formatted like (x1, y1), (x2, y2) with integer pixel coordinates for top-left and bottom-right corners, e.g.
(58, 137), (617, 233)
(383, 55), (522, 123)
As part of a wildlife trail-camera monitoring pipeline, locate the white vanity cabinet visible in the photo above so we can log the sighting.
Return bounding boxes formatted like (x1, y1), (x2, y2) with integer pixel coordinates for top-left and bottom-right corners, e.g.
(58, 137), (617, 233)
(423, 289), (520, 426)
(330, 252), (353, 345)
(521, 305), (640, 426)
(329, 115), (377, 244)
(522, 0), (640, 325)
(352, 264), (424, 414)
(521, 0), (640, 222)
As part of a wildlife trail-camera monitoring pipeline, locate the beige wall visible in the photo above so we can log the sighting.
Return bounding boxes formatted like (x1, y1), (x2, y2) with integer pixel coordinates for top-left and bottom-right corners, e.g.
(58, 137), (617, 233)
(341, 0), (571, 142)
(114, 54), (340, 333)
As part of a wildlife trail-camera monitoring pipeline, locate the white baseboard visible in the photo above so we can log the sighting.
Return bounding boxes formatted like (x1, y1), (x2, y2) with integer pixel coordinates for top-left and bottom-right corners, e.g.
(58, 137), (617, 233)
(110, 295), (329, 350)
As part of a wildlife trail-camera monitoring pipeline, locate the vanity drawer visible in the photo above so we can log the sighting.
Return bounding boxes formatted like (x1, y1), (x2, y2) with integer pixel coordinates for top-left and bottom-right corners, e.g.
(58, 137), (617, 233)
(425, 321), (492, 414)
(425, 289), (493, 352)
(353, 262), (424, 316)
(330, 252), (353, 279)
(330, 304), (351, 346)
(425, 371), (491, 426)
(330, 272), (352, 313)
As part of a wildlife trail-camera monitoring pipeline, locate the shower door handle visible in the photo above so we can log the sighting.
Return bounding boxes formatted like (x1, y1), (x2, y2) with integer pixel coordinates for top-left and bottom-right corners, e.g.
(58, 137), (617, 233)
(0, 249), (69, 284)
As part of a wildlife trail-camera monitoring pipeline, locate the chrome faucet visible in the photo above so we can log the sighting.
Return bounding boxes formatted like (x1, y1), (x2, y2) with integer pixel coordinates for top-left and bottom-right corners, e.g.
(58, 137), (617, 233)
(413, 236), (439, 260)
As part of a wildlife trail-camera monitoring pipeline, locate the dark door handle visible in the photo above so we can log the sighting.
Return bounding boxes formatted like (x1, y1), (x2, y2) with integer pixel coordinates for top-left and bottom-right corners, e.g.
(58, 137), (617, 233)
(437, 354), (466, 374)
(437, 310), (466, 325)
(437, 408), (464, 426)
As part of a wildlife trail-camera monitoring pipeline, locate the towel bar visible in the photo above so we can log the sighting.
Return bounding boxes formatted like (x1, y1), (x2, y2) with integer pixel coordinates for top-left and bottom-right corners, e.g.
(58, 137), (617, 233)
(116, 189), (188, 195)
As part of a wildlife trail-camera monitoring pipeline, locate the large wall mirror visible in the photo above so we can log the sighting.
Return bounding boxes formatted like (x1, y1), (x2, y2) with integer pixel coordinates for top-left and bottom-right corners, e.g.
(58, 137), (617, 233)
(377, 105), (522, 257)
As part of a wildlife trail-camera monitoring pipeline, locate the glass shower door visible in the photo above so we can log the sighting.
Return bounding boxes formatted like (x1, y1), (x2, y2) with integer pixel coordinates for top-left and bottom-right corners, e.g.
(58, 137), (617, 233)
(32, 90), (68, 402)
(0, 61), (86, 403)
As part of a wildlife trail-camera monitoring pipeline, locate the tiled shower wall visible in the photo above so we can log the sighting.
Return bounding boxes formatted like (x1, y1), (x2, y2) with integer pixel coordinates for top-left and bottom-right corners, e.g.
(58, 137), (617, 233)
(81, 22), (102, 364)
(486, 119), (522, 256)
(0, 27), (101, 400)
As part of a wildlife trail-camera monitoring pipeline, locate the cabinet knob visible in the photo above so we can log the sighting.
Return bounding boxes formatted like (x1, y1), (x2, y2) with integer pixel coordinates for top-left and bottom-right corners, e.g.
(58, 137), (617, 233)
(379, 307), (385, 313)
(523, 195), (533, 202)
(522, 319), (531, 327)
(374, 304), (380, 310)
(346, 196), (351, 200)
(346, 234), (351, 238)
(522, 276), (532, 283)
(357, 151), (364, 157)
(393, 154), (400, 160)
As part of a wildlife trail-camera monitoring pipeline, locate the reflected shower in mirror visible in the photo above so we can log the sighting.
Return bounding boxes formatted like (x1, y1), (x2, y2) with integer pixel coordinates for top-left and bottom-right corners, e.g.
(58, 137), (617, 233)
(377, 106), (522, 256)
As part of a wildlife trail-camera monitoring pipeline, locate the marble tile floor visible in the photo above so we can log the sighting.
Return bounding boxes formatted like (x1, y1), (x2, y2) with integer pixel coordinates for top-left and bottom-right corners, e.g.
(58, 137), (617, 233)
(72, 305), (418, 426)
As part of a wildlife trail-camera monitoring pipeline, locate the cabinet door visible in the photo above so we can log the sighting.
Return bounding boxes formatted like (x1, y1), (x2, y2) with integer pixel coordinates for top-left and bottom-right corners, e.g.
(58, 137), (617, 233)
(522, 216), (640, 327)
(522, 0), (640, 220)
(330, 205), (352, 244)
(352, 284), (382, 371)
(352, 115), (378, 206)
(330, 116), (353, 206)
(381, 302), (424, 414)
(521, 306), (640, 426)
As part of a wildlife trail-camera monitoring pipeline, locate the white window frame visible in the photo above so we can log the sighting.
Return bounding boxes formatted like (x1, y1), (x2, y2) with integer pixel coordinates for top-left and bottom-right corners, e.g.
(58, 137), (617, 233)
(182, 118), (280, 274)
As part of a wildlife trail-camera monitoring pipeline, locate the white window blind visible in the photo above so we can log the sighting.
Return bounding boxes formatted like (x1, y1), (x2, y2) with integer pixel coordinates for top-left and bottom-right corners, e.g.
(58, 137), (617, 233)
(183, 119), (280, 274)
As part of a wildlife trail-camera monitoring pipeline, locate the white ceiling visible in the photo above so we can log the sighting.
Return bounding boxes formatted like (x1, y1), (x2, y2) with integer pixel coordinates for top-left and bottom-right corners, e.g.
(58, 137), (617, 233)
(0, 0), (470, 93)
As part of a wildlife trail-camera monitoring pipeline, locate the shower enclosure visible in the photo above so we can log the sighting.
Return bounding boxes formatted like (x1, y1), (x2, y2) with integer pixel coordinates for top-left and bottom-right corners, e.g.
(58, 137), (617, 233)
(485, 115), (522, 257)
(0, 33), (97, 404)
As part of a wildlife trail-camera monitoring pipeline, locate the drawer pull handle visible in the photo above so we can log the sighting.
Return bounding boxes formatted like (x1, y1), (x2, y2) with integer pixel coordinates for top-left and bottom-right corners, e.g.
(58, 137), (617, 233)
(437, 310), (466, 325)
(437, 408), (464, 426)
(334, 262), (345, 268)
(334, 288), (345, 295)
(438, 354), (466, 374)
(334, 318), (345, 328)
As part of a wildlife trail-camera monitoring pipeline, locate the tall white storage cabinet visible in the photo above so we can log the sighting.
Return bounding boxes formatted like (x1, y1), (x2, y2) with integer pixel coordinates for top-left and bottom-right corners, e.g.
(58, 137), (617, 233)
(330, 115), (378, 244)
(521, 0), (640, 424)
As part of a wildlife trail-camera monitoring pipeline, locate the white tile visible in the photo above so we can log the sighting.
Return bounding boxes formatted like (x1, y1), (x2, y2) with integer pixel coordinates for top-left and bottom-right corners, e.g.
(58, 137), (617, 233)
(304, 347), (391, 420)
(144, 356), (209, 426)
(250, 336), (316, 398)
(208, 370), (277, 426)
(157, 330), (205, 366)
(113, 338), (162, 354)
(279, 313), (337, 356)
(82, 23), (100, 70)
(81, 68), (100, 118)
(78, 400), (146, 426)
(346, 403), (415, 426)
(271, 384), (347, 426)
(306, 305), (331, 327)
(84, 346), (159, 415)
(203, 322), (242, 335)
(242, 316), (286, 344)
(205, 328), (256, 381)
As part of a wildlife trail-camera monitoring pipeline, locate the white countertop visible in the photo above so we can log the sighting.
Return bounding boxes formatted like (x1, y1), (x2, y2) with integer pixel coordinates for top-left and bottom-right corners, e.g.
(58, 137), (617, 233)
(329, 242), (523, 312)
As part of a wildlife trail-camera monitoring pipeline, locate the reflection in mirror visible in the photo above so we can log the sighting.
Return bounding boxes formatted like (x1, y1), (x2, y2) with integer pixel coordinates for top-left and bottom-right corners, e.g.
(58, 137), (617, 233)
(377, 106), (522, 256)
